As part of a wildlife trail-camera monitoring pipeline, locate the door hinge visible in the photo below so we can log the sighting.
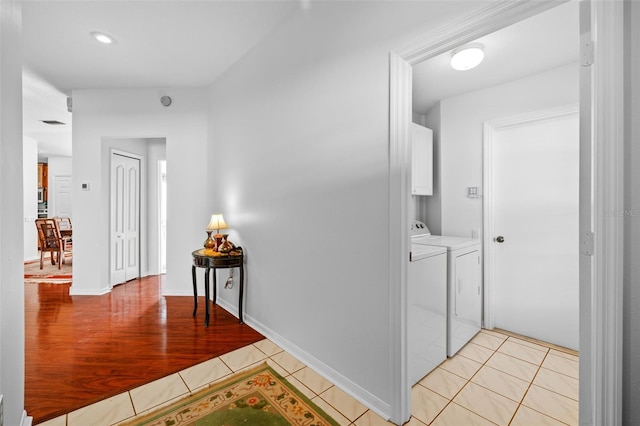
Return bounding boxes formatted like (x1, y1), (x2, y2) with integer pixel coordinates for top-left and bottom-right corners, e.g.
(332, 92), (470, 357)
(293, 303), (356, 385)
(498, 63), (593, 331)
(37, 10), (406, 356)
(581, 231), (594, 256)
(581, 40), (594, 67)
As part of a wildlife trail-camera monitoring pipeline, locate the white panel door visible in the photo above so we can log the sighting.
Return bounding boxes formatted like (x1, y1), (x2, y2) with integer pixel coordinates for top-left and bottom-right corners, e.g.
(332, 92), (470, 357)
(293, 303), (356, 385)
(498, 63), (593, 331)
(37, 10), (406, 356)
(110, 153), (140, 286)
(54, 175), (72, 217)
(490, 112), (579, 350)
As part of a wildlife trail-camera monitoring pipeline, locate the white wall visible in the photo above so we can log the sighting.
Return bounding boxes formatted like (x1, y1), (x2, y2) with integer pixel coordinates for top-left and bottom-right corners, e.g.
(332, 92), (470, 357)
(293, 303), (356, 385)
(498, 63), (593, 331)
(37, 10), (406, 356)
(71, 89), (207, 295)
(623, 1), (640, 423)
(422, 63), (579, 237)
(24, 137), (38, 260)
(0, 1), (25, 423)
(47, 155), (72, 218)
(147, 139), (166, 276)
(207, 1), (489, 417)
(422, 104), (442, 235)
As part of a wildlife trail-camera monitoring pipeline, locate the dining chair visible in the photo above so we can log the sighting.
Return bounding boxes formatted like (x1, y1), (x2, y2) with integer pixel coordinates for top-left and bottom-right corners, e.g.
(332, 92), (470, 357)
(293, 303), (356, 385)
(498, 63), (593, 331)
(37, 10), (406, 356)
(54, 216), (73, 254)
(35, 218), (63, 270)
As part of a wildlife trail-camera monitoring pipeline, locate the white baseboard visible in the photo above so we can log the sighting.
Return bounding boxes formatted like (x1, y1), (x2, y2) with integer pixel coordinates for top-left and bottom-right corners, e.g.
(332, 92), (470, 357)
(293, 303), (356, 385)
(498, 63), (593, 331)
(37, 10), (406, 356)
(20, 410), (33, 426)
(215, 296), (239, 319)
(239, 310), (392, 421)
(207, 297), (393, 420)
(68, 287), (110, 296)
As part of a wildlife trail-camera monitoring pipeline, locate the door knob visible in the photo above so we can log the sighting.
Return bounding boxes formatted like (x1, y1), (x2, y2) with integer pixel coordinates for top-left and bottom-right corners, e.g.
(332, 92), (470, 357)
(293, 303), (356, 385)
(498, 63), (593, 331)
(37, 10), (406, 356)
(495, 236), (505, 243)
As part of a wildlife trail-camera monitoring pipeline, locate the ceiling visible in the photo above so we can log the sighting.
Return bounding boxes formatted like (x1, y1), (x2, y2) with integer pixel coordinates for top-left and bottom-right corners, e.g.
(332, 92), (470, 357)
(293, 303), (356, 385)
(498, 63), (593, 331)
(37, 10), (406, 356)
(21, 1), (578, 160)
(412, 1), (579, 115)
(21, 0), (299, 160)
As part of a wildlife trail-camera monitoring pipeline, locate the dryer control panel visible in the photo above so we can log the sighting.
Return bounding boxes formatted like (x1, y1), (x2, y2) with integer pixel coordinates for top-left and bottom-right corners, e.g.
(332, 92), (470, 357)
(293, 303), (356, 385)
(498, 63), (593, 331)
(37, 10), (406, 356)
(410, 220), (431, 237)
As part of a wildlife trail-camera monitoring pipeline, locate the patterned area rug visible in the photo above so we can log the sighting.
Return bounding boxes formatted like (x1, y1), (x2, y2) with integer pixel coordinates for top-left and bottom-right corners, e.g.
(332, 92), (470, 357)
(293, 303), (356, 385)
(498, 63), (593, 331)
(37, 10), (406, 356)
(24, 253), (72, 284)
(121, 363), (340, 426)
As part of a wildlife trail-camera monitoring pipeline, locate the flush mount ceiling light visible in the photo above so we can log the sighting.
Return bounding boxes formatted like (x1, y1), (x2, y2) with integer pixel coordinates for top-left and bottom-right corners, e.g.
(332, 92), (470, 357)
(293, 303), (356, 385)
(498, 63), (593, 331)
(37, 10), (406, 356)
(90, 31), (115, 44)
(450, 44), (484, 71)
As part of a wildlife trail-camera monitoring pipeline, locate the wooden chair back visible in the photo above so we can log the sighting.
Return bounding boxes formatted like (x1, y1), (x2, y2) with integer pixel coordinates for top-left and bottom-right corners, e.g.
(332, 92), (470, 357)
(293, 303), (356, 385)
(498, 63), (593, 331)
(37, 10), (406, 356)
(35, 218), (63, 269)
(55, 217), (72, 232)
(53, 217), (73, 250)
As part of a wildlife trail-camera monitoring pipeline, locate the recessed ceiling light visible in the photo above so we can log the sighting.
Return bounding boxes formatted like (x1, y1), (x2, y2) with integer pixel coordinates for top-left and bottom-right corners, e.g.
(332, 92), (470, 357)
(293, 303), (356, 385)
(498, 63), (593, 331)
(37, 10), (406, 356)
(450, 44), (484, 71)
(90, 31), (115, 44)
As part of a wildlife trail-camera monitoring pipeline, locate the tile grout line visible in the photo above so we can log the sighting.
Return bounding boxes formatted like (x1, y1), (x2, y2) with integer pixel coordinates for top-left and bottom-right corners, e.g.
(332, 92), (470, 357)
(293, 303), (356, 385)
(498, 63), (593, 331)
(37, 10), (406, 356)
(456, 336), (509, 425)
(265, 347), (354, 424)
(505, 345), (549, 425)
(505, 336), (564, 425)
(416, 334), (498, 424)
(492, 328), (578, 357)
(538, 362), (580, 380)
(427, 333), (508, 425)
(429, 330), (572, 426)
(506, 344), (579, 426)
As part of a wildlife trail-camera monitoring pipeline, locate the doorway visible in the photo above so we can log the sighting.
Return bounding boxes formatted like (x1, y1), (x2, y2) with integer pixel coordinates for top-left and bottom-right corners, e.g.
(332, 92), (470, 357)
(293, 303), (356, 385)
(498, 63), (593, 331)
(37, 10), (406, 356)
(110, 152), (141, 286)
(390, 1), (623, 425)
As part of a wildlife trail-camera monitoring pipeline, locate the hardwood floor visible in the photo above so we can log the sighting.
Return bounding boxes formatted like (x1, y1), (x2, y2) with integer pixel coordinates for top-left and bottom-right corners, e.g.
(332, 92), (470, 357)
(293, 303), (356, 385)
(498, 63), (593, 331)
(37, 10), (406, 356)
(25, 275), (264, 425)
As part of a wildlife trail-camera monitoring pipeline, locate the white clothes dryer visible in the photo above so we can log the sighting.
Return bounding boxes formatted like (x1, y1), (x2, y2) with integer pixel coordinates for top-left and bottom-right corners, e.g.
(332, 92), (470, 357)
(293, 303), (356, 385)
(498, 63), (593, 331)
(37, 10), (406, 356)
(411, 221), (482, 357)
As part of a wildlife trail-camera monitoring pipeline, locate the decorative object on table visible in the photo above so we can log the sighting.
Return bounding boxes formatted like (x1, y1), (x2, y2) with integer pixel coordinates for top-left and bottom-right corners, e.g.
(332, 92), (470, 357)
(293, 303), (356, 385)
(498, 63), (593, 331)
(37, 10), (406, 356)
(119, 363), (340, 426)
(205, 213), (228, 251)
(218, 233), (234, 253)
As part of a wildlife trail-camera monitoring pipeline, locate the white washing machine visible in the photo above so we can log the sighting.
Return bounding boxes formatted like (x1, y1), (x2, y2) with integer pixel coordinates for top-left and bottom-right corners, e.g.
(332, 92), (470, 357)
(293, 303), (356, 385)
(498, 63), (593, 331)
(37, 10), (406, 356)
(411, 221), (482, 357)
(408, 243), (447, 385)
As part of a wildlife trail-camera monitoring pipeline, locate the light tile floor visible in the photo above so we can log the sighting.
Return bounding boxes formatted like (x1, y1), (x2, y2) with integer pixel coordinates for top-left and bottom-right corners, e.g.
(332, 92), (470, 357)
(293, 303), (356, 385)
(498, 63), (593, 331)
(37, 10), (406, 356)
(38, 329), (578, 426)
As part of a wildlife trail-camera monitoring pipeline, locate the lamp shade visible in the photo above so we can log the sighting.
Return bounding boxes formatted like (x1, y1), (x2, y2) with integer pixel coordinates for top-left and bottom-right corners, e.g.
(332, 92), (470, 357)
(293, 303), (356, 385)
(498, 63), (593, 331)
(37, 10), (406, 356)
(206, 214), (228, 231)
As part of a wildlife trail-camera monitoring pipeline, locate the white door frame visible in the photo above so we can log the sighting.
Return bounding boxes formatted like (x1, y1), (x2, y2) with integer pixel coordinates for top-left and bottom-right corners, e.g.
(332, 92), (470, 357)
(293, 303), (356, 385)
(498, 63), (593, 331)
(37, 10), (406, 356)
(158, 160), (167, 274)
(482, 104), (579, 331)
(388, 1), (623, 424)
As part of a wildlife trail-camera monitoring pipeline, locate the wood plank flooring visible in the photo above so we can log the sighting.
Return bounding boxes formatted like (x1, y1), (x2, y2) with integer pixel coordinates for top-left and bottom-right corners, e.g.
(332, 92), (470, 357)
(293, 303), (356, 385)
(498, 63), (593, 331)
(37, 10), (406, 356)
(25, 275), (264, 425)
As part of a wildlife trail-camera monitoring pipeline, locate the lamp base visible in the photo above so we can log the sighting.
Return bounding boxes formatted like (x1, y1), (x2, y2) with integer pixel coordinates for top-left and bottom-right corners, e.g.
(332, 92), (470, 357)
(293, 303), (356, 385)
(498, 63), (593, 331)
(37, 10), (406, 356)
(214, 233), (224, 251)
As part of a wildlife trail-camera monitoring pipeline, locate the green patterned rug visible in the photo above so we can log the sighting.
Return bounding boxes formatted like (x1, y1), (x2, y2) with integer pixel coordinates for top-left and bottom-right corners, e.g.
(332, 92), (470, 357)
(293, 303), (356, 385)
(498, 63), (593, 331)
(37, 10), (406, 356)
(121, 363), (340, 426)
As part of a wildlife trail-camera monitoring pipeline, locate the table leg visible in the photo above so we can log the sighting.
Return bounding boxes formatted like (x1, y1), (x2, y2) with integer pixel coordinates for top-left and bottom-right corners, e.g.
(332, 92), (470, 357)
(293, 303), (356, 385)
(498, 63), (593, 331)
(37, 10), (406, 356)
(239, 264), (244, 324)
(191, 265), (197, 316)
(204, 267), (211, 327)
(212, 267), (217, 306)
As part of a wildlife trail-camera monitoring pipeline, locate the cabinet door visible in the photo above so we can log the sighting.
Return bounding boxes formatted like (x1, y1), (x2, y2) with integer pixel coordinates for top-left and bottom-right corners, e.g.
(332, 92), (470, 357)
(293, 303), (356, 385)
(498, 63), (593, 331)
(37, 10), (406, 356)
(411, 123), (433, 196)
(43, 164), (48, 189)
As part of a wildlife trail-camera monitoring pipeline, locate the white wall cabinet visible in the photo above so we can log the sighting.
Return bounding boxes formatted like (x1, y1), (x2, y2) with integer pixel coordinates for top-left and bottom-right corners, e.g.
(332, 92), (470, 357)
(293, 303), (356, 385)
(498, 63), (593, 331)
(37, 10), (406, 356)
(411, 123), (433, 196)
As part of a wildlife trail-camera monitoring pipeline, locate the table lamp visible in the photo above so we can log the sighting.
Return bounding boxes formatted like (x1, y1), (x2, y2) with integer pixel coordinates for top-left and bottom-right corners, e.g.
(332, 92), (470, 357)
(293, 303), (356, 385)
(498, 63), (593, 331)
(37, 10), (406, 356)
(205, 214), (228, 251)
